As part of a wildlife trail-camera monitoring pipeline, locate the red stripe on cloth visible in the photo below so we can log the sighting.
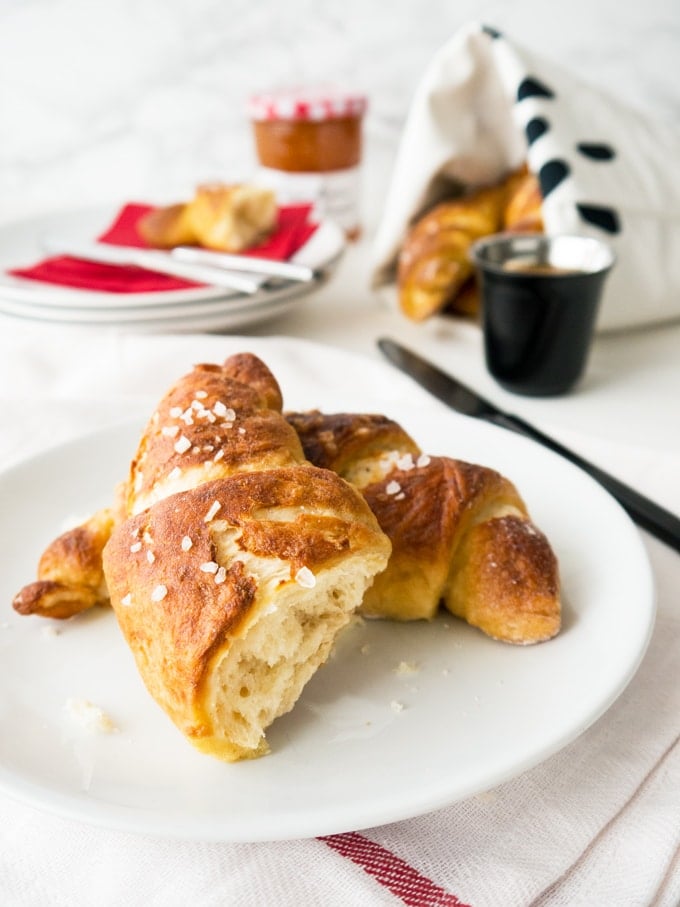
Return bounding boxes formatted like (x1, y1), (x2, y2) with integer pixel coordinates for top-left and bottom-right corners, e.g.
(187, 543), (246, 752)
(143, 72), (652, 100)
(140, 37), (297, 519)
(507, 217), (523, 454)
(320, 832), (472, 907)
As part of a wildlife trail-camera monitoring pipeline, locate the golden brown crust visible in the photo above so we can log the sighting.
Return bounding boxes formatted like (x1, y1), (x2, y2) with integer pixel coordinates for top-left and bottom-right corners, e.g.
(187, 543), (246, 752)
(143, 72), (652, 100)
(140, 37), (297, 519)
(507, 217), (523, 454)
(128, 355), (305, 515)
(445, 514), (560, 643)
(360, 456), (529, 622)
(13, 355), (302, 623)
(12, 508), (115, 618)
(503, 167), (544, 233)
(288, 410), (561, 643)
(185, 183), (277, 252)
(137, 203), (197, 249)
(398, 182), (507, 321)
(286, 410), (421, 481)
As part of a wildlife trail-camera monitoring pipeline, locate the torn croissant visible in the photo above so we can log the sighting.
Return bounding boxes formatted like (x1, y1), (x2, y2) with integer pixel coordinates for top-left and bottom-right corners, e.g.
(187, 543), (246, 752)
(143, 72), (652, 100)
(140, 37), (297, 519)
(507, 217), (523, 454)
(15, 354), (391, 762)
(287, 410), (561, 644)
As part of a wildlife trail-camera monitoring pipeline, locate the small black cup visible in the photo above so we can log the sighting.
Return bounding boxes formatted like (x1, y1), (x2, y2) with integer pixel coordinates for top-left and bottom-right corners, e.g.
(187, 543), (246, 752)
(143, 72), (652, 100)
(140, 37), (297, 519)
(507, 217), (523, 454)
(471, 234), (615, 396)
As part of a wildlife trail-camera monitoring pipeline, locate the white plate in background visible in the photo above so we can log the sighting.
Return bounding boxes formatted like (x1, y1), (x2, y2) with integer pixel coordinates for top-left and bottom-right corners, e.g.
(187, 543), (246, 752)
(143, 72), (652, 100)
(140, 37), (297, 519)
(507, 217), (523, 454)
(0, 207), (344, 331)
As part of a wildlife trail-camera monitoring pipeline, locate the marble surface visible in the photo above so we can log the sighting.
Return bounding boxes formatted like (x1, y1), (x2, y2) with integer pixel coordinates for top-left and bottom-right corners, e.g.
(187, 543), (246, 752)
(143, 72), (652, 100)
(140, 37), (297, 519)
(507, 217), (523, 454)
(1, 0), (679, 229)
(0, 0), (679, 461)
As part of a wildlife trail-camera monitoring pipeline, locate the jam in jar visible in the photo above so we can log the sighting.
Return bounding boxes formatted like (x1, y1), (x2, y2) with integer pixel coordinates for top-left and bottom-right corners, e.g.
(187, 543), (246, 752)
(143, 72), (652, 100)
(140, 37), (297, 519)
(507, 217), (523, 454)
(249, 87), (368, 239)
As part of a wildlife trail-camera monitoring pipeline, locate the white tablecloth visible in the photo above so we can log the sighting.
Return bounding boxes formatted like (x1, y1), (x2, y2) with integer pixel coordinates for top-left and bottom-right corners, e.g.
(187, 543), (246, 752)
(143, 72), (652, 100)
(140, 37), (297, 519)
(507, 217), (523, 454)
(1, 269), (679, 906)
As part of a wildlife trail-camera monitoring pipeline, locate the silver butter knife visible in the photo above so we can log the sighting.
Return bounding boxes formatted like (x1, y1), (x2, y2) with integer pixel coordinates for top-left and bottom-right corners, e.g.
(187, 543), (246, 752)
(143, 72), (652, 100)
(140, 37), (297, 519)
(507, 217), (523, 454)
(171, 246), (316, 283)
(41, 239), (263, 294)
(378, 337), (680, 553)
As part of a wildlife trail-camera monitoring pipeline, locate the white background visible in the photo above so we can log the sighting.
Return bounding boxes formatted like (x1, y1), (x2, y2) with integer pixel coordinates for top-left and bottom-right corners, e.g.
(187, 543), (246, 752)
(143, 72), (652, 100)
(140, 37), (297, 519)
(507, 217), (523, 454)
(1, 0), (678, 231)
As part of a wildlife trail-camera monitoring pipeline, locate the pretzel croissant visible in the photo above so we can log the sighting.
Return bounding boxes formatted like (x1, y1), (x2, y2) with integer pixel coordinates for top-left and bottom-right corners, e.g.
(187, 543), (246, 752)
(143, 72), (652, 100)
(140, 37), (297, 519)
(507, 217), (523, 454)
(398, 165), (543, 321)
(15, 355), (391, 762)
(287, 410), (560, 644)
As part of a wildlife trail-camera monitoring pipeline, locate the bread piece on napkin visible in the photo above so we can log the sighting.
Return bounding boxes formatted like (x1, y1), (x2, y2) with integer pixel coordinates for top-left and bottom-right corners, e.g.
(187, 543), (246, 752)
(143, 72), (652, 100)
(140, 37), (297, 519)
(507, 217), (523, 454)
(137, 202), (198, 249)
(185, 183), (277, 252)
(288, 409), (560, 643)
(137, 183), (277, 252)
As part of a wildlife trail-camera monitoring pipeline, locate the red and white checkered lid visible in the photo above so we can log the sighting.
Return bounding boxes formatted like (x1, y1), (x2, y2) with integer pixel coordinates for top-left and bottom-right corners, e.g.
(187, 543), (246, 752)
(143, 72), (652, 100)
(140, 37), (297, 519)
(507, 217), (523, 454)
(248, 87), (368, 122)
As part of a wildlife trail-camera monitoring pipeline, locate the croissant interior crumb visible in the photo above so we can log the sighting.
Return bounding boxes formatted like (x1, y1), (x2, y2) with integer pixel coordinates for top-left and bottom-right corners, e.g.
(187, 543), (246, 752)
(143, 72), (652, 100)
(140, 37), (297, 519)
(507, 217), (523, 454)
(200, 555), (367, 760)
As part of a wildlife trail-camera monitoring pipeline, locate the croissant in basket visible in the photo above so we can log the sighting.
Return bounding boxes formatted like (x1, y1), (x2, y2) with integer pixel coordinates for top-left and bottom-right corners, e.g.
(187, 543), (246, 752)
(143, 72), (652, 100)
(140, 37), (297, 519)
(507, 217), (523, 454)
(287, 410), (561, 645)
(14, 354), (391, 762)
(397, 165), (544, 321)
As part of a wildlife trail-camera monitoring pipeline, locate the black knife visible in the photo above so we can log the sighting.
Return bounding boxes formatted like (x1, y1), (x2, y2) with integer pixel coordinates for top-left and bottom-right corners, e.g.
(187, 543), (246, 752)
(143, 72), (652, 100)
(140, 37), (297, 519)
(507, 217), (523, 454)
(378, 337), (680, 553)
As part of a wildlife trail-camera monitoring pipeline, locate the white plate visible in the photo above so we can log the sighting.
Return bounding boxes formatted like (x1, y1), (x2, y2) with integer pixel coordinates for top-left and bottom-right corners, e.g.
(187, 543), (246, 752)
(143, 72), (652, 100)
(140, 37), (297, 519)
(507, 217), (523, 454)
(0, 207), (344, 330)
(0, 347), (655, 842)
(0, 287), (324, 334)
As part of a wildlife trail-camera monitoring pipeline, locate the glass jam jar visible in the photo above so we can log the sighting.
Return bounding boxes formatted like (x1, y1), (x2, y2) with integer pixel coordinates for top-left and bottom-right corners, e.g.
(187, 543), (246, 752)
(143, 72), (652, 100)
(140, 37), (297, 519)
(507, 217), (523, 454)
(248, 87), (368, 239)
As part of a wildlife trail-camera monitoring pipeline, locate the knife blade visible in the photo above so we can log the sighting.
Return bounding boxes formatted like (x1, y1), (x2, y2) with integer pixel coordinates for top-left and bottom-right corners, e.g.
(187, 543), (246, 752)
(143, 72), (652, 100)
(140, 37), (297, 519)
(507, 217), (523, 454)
(378, 337), (680, 553)
(41, 239), (263, 294)
(171, 246), (316, 283)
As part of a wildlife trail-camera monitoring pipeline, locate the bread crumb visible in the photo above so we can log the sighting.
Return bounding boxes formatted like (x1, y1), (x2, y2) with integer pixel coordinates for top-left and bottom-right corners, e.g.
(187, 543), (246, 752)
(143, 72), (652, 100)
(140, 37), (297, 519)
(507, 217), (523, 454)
(394, 660), (419, 676)
(65, 698), (118, 734)
(390, 700), (405, 713)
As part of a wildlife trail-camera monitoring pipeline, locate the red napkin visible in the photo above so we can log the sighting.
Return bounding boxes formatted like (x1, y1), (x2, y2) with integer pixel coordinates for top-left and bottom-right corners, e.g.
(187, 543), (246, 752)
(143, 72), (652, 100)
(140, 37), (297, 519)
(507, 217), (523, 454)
(9, 203), (318, 294)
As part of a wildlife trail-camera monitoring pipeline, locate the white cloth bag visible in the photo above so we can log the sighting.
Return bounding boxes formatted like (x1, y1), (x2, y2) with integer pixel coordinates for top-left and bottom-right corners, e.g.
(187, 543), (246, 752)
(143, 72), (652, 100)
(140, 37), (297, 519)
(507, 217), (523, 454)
(371, 21), (680, 332)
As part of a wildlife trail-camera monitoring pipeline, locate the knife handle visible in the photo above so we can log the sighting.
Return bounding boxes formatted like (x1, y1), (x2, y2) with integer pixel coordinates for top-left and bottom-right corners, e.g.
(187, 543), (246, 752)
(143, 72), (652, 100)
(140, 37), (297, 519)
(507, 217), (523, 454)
(491, 412), (680, 553)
